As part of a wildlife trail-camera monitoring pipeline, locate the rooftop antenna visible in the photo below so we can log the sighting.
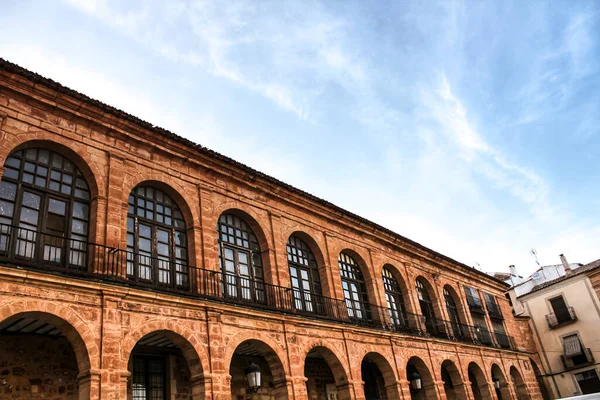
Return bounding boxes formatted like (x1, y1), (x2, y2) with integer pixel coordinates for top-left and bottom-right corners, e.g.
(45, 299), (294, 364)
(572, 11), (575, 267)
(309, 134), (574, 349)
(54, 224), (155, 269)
(530, 248), (540, 267)
(474, 262), (481, 271)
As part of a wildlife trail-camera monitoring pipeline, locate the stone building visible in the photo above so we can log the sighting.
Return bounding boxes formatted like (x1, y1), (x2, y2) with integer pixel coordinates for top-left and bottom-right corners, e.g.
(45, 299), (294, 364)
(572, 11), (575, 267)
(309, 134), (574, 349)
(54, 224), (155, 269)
(0, 58), (544, 400)
(508, 258), (600, 398)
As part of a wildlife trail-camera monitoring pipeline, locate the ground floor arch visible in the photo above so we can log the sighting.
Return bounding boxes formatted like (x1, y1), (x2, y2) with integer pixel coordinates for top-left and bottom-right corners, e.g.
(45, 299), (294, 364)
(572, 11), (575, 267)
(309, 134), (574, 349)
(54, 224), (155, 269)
(127, 330), (205, 400)
(468, 362), (493, 400)
(529, 358), (551, 400)
(304, 346), (352, 400)
(491, 363), (512, 400)
(406, 356), (438, 400)
(229, 339), (289, 400)
(0, 311), (93, 400)
(510, 366), (530, 400)
(441, 360), (468, 400)
(361, 352), (400, 400)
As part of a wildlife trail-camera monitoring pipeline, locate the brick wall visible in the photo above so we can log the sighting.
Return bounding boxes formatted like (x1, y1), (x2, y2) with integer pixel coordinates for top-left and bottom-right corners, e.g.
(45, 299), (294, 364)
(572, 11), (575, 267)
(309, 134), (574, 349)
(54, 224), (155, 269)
(0, 334), (79, 399)
(0, 60), (544, 400)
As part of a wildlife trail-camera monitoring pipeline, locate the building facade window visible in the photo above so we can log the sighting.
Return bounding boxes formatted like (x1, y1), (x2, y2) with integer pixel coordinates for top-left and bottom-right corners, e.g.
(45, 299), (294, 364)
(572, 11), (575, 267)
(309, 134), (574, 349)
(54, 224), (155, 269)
(549, 296), (573, 324)
(127, 186), (188, 287)
(0, 148), (90, 268)
(383, 267), (407, 327)
(483, 292), (503, 319)
(217, 213), (264, 302)
(491, 320), (510, 348)
(338, 252), (371, 322)
(132, 356), (166, 400)
(444, 287), (463, 339)
(464, 286), (485, 314)
(416, 278), (437, 335)
(575, 370), (600, 395)
(287, 235), (322, 313)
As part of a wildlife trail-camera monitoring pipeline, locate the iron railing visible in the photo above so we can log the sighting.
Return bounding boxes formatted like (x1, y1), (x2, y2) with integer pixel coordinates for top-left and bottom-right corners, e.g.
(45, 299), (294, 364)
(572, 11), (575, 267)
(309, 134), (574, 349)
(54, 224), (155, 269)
(0, 223), (516, 349)
(546, 306), (577, 328)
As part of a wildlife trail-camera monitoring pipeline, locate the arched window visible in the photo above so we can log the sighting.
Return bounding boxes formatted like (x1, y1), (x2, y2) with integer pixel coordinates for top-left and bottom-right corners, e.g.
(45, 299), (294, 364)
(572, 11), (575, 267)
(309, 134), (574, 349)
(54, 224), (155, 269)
(382, 267), (407, 327)
(339, 252), (371, 322)
(287, 235), (322, 313)
(217, 213), (264, 302)
(444, 286), (464, 339)
(0, 148), (90, 268)
(416, 278), (437, 335)
(127, 186), (188, 288)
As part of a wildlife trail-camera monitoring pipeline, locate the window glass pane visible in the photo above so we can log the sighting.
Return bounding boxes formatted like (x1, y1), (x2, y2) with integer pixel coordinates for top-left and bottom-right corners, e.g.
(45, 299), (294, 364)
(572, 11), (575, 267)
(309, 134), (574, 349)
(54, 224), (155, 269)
(72, 202), (89, 220)
(22, 193), (41, 209)
(0, 200), (14, 217)
(48, 199), (66, 215)
(0, 181), (17, 201)
(20, 208), (39, 225)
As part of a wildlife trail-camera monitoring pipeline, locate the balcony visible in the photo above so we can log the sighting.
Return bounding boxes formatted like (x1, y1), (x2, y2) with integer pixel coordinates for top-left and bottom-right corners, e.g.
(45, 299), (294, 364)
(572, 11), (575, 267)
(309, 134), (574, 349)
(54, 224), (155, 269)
(561, 348), (594, 370)
(546, 307), (577, 329)
(494, 332), (514, 349)
(0, 223), (516, 350)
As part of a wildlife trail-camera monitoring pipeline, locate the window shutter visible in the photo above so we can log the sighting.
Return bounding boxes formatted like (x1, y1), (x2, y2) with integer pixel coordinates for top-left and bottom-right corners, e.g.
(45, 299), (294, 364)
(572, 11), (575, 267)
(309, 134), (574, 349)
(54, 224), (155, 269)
(563, 335), (582, 356)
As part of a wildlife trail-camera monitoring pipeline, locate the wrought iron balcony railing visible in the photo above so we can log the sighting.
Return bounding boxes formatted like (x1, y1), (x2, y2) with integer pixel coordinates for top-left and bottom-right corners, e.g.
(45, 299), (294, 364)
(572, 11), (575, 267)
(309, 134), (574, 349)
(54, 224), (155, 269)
(561, 348), (594, 370)
(546, 307), (577, 328)
(0, 224), (516, 350)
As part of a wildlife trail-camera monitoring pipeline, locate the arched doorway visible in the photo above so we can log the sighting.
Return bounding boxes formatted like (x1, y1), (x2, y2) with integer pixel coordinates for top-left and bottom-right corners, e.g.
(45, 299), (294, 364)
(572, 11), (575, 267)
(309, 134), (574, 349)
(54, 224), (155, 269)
(441, 360), (467, 400)
(361, 352), (400, 400)
(530, 358), (551, 400)
(491, 364), (511, 400)
(230, 340), (288, 399)
(407, 356), (437, 400)
(0, 311), (92, 399)
(468, 362), (493, 400)
(510, 366), (530, 400)
(127, 330), (204, 400)
(304, 346), (350, 400)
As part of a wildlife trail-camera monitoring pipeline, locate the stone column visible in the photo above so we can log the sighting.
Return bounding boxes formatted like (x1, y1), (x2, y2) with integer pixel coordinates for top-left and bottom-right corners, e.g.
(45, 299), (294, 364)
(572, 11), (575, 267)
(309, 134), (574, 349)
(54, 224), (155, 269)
(77, 369), (101, 400)
(291, 376), (309, 400)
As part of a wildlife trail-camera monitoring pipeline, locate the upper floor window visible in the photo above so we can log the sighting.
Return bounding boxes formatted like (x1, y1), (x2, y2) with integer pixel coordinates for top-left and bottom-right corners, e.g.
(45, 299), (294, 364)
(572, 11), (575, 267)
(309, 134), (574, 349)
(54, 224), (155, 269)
(217, 213), (264, 302)
(416, 278), (437, 335)
(464, 286), (485, 314)
(0, 148), (90, 268)
(287, 235), (322, 313)
(383, 267), (407, 327)
(444, 287), (460, 324)
(483, 292), (503, 319)
(339, 252), (370, 321)
(549, 296), (574, 324)
(127, 186), (188, 288)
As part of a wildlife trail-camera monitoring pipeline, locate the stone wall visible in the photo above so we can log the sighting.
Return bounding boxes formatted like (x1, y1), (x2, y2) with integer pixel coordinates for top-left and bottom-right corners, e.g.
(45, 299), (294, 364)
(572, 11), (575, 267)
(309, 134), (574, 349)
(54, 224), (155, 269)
(0, 60), (544, 400)
(0, 334), (78, 399)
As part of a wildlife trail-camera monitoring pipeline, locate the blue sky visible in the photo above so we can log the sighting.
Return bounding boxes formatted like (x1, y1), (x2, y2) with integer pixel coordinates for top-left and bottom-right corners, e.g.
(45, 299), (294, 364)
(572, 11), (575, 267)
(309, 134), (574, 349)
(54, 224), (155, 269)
(1, 0), (599, 277)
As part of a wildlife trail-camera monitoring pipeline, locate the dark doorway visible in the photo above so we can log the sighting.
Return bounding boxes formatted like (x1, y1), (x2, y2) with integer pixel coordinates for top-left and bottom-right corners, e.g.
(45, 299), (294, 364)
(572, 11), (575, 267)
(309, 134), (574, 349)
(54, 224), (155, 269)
(362, 359), (386, 400)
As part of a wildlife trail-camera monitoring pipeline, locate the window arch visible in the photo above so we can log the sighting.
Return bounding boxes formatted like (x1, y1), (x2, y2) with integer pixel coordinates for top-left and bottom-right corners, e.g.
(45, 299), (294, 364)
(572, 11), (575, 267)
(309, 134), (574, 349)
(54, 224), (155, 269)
(0, 148), (90, 268)
(416, 278), (437, 335)
(338, 252), (371, 322)
(382, 267), (407, 327)
(444, 286), (464, 339)
(126, 186), (188, 288)
(217, 213), (264, 303)
(287, 235), (323, 313)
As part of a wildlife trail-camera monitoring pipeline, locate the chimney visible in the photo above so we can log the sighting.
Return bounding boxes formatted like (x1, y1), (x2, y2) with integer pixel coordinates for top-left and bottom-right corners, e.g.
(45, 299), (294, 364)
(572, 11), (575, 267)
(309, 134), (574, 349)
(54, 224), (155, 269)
(509, 265), (518, 276)
(560, 254), (571, 275)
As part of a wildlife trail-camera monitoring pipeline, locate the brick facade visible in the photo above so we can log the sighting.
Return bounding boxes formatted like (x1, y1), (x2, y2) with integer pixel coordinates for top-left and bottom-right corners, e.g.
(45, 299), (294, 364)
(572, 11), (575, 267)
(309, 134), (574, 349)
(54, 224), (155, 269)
(0, 59), (543, 400)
